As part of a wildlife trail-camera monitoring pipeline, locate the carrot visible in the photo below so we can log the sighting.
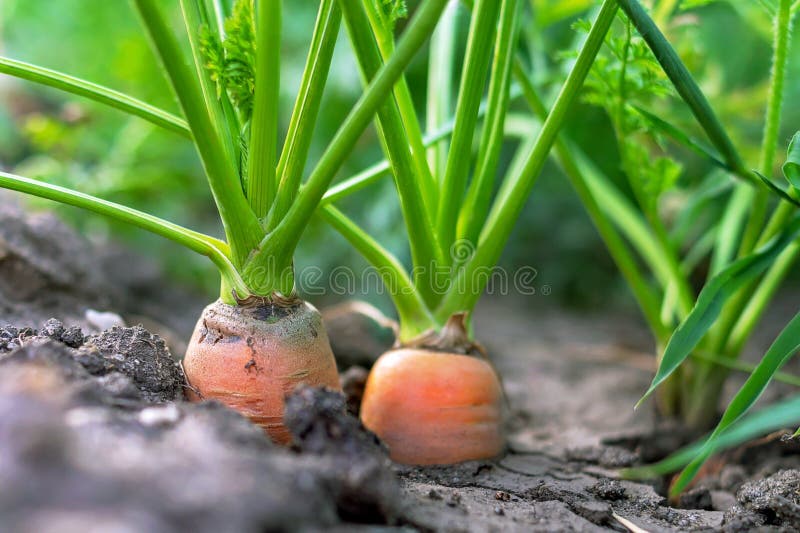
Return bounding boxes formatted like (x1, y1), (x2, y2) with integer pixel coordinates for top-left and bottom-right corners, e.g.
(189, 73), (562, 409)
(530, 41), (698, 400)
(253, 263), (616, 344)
(360, 346), (505, 465)
(183, 297), (340, 444)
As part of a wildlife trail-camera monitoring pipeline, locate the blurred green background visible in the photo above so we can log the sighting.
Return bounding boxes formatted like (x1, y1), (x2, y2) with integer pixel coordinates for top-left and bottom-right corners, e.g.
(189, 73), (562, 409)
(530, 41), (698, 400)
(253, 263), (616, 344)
(0, 0), (798, 315)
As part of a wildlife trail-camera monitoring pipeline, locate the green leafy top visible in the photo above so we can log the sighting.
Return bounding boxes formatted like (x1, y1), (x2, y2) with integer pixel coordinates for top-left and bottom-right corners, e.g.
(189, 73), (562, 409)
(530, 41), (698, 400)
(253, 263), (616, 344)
(199, 0), (257, 121)
(380, 0), (408, 30)
(577, 13), (680, 211)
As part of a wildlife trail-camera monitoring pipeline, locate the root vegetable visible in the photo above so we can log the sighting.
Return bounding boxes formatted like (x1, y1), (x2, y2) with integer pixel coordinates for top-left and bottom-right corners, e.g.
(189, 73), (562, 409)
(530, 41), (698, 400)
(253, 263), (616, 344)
(183, 298), (340, 444)
(360, 347), (505, 465)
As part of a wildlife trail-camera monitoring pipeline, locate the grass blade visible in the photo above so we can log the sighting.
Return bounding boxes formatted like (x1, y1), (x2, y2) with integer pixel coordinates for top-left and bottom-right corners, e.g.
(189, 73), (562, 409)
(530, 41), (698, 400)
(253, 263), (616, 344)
(0, 56), (189, 137)
(671, 307), (800, 494)
(755, 170), (800, 208)
(636, 213), (800, 408)
(625, 393), (800, 479)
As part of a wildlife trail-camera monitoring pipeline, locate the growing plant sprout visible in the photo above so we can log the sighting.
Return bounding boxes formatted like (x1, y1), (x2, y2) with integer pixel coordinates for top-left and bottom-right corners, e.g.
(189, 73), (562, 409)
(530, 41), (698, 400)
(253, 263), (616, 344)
(505, 0), (800, 492)
(316, 0), (621, 464)
(0, 0), (450, 442)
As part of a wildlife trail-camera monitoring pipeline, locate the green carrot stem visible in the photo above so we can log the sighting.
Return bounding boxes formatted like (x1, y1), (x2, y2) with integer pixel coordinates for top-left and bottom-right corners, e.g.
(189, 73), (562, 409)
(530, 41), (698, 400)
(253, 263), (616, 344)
(0, 56), (189, 137)
(271, 0), (341, 229)
(435, 0), (501, 258)
(340, 0), (445, 307)
(247, 0), (282, 219)
(435, 0), (618, 320)
(242, 0), (449, 294)
(320, 205), (436, 341)
(135, 0), (263, 268)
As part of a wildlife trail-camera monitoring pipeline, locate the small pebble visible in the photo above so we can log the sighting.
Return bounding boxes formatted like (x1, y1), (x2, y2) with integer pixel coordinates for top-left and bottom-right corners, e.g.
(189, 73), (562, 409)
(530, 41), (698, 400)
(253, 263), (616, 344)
(138, 404), (181, 427)
(85, 309), (125, 331)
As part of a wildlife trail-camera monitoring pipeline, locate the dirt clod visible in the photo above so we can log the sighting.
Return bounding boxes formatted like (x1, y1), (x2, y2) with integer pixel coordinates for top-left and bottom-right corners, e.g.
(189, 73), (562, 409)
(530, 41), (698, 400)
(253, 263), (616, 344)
(590, 479), (626, 501)
(284, 385), (400, 523)
(725, 469), (800, 528)
(679, 486), (713, 510)
(340, 365), (368, 416)
(80, 326), (183, 403)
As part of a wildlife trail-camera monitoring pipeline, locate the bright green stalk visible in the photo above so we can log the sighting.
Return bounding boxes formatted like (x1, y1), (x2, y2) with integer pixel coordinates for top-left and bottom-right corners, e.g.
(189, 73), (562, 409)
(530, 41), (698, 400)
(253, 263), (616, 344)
(512, 61), (666, 339)
(737, 0), (793, 257)
(0, 171), (249, 299)
(134, 0), (263, 269)
(427, 0), (459, 180)
(271, 0), (341, 229)
(319, 93), (513, 206)
(180, 0), (244, 187)
(340, 0), (444, 306)
(436, 0), (501, 257)
(320, 205), (436, 341)
(709, 186), (751, 277)
(321, 160), (393, 205)
(457, 0), (518, 246)
(363, 0), (440, 216)
(436, 0), (618, 320)
(205, 0), (229, 36)
(247, 0), (282, 219)
(243, 0), (448, 294)
(0, 56), (189, 137)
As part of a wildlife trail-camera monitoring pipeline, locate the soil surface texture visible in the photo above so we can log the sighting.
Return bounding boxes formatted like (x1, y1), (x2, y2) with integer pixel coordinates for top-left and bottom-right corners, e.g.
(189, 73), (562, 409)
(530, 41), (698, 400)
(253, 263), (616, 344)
(3, 202), (800, 532)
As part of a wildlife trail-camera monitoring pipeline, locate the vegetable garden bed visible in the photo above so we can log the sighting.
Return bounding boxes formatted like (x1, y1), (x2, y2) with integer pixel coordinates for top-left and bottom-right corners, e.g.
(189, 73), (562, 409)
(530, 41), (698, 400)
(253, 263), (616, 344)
(2, 205), (800, 532)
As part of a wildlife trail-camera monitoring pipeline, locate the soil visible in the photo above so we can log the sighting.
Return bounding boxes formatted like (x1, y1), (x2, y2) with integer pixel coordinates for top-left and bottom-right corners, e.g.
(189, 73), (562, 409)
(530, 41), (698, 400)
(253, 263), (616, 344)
(3, 201), (800, 531)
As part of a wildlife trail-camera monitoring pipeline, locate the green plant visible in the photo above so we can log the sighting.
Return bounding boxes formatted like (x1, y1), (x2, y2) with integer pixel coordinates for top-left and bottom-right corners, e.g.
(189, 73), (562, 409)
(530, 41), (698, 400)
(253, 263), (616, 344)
(0, 0), (452, 439)
(315, 0), (624, 464)
(0, 0), (452, 302)
(322, 0), (619, 343)
(507, 0), (800, 493)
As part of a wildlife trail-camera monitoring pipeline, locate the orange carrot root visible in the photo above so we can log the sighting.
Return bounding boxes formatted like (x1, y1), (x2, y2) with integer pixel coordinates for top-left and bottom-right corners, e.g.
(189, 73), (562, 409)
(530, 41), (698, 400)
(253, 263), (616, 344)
(183, 299), (340, 444)
(360, 348), (505, 465)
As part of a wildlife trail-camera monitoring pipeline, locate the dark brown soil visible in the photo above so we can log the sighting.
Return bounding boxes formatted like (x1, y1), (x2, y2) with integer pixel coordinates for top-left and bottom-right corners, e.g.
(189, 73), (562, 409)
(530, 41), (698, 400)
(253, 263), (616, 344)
(3, 199), (800, 531)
